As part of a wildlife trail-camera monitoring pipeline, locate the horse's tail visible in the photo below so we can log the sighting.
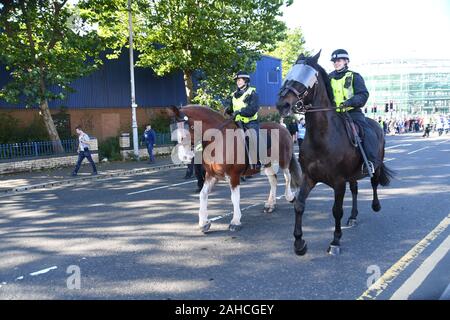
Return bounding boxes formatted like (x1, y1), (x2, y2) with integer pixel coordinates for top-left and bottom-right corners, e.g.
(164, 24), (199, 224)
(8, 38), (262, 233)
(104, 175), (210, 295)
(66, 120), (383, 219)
(289, 155), (302, 189)
(379, 163), (395, 187)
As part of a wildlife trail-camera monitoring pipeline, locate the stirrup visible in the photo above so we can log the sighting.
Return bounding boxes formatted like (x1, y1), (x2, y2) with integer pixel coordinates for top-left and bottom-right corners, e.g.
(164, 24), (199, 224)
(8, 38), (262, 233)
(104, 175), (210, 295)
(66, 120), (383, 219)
(362, 161), (375, 175)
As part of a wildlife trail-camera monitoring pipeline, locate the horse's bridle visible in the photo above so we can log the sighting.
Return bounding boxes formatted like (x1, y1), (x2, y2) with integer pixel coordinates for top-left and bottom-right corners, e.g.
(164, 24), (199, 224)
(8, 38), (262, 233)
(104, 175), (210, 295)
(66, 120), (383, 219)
(279, 62), (336, 114)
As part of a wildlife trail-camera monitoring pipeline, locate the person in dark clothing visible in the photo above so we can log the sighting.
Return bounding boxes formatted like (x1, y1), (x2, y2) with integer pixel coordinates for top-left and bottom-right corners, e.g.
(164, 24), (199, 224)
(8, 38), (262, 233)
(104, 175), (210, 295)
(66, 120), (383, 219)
(143, 124), (156, 163)
(329, 49), (379, 174)
(194, 162), (206, 192)
(287, 119), (298, 143)
(183, 142), (206, 192)
(224, 71), (261, 170)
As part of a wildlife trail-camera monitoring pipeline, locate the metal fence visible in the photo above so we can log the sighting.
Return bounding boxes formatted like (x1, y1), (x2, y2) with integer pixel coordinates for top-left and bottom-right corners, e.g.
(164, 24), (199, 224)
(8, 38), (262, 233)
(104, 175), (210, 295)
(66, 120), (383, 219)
(0, 139), (78, 160)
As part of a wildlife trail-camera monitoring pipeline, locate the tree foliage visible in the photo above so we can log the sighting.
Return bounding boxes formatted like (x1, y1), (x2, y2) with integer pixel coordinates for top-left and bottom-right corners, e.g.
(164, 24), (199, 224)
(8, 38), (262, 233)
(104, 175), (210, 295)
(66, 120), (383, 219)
(0, 0), (104, 146)
(81, 0), (293, 106)
(267, 27), (309, 78)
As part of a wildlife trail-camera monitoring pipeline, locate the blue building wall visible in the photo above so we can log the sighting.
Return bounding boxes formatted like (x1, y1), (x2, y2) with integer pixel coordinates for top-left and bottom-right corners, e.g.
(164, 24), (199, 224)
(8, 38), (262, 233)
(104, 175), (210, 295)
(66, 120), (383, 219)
(0, 53), (282, 109)
(250, 55), (282, 106)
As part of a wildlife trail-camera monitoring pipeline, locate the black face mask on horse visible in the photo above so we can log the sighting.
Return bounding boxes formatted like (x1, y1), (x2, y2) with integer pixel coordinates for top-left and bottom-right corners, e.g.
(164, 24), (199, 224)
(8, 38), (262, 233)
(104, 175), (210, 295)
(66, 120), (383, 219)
(275, 51), (395, 256)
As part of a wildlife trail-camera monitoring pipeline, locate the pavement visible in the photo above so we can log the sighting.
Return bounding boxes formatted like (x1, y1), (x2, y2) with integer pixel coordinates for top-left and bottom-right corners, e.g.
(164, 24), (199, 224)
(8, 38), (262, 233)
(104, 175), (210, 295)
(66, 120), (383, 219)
(0, 155), (185, 194)
(0, 132), (449, 300)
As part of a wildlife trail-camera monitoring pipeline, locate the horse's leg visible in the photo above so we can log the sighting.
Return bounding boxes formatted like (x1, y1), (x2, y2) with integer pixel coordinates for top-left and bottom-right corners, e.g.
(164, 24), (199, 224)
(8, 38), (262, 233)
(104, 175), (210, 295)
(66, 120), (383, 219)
(229, 175), (242, 232)
(263, 166), (277, 213)
(347, 179), (359, 227)
(283, 168), (296, 203)
(293, 176), (315, 256)
(328, 181), (346, 255)
(371, 169), (381, 212)
(198, 176), (217, 233)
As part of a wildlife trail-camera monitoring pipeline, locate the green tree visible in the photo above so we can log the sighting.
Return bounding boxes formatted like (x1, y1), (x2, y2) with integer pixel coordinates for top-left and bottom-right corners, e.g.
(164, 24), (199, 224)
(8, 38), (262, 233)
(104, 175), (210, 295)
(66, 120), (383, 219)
(267, 27), (309, 78)
(82, 0), (292, 106)
(0, 0), (103, 150)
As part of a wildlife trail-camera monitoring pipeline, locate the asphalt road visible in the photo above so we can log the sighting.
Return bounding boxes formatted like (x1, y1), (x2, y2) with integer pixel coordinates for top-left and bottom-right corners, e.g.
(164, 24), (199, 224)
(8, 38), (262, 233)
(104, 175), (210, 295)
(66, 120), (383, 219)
(0, 133), (449, 300)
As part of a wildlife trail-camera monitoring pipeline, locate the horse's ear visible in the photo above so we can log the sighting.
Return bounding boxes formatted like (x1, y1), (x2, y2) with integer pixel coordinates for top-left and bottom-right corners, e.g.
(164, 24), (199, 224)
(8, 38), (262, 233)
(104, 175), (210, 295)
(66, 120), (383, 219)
(168, 105), (180, 117)
(312, 50), (322, 63)
(297, 53), (305, 61)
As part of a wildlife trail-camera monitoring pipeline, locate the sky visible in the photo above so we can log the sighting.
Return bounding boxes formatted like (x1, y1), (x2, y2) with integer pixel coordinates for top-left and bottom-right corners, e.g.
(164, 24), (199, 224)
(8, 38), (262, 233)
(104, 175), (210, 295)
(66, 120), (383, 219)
(281, 0), (450, 69)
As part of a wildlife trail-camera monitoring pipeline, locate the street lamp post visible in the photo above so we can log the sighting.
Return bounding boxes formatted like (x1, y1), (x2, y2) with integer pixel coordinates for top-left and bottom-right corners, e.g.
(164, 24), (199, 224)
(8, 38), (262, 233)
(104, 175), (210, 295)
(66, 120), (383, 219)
(128, 0), (139, 159)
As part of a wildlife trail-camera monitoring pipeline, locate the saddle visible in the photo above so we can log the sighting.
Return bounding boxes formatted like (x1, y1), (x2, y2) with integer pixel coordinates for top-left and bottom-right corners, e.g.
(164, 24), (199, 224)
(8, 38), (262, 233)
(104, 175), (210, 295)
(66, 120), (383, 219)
(339, 113), (364, 148)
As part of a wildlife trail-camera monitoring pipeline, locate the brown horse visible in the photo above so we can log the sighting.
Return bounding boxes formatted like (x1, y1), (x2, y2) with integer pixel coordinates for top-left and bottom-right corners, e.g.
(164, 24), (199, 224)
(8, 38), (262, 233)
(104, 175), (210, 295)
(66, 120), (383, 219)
(170, 105), (301, 233)
(276, 52), (395, 255)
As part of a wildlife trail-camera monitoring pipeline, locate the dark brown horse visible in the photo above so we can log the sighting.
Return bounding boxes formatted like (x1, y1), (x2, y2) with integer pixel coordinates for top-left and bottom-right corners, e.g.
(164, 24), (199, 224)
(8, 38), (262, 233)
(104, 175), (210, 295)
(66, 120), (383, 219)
(276, 52), (395, 255)
(171, 105), (301, 233)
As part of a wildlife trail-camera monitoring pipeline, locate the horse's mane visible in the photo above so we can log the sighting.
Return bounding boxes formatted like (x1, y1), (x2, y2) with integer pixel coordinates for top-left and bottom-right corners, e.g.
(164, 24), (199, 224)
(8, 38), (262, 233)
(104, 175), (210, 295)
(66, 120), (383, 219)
(181, 104), (226, 122)
(296, 56), (335, 105)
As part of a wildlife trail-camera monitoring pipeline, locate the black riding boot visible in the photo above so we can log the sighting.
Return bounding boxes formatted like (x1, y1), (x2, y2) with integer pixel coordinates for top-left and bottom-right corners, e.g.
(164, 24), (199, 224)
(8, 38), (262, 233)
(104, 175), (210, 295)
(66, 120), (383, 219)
(244, 121), (261, 170)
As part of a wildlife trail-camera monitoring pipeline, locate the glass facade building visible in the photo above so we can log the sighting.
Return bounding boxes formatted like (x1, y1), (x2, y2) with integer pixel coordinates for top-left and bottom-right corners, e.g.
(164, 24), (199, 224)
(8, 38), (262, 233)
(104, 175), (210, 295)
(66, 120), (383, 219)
(355, 59), (450, 116)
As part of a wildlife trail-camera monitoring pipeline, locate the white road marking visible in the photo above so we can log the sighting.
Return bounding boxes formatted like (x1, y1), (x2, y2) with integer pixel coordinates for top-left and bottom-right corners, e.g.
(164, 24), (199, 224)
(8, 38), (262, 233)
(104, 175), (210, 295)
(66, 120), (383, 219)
(406, 139), (449, 155)
(127, 180), (196, 195)
(15, 276), (24, 281)
(390, 235), (450, 300)
(29, 266), (58, 276)
(385, 144), (412, 150)
(407, 146), (430, 155)
(358, 214), (450, 300)
(436, 139), (450, 145)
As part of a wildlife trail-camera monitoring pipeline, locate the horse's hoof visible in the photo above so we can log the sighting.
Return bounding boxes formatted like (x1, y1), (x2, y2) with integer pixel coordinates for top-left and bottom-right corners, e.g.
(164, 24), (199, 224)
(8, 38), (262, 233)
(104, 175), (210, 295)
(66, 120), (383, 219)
(263, 206), (275, 214)
(289, 197), (296, 204)
(327, 245), (341, 256)
(294, 240), (307, 256)
(372, 202), (381, 212)
(200, 222), (211, 234)
(347, 218), (357, 227)
(229, 224), (242, 232)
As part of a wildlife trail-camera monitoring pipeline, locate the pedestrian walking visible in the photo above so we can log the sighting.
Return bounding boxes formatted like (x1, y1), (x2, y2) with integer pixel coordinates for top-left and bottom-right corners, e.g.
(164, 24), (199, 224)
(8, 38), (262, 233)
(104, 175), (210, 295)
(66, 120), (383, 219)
(72, 126), (97, 176)
(143, 124), (156, 163)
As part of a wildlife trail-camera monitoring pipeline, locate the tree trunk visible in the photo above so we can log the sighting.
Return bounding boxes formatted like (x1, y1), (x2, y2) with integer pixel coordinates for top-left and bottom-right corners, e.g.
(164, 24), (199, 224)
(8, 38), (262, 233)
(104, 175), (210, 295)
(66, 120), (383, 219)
(183, 70), (194, 104)
(39, 99), (64, 153)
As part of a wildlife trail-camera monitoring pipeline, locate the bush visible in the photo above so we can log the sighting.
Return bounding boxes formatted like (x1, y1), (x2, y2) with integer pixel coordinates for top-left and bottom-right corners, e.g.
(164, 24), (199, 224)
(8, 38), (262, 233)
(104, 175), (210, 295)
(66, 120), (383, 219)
(148, 113), (171, 133)
(98, 136), (122, 161)
(0, 113), (21, 143)
(0, 111), (76, 144)
(17, 115), (50, 142)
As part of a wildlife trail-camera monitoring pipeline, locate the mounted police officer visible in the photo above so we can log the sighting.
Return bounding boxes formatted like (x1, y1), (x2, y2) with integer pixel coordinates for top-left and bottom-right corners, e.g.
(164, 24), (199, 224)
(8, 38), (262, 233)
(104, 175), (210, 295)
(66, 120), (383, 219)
(224, 71), (261, 170)
(329, 49), (378, 174)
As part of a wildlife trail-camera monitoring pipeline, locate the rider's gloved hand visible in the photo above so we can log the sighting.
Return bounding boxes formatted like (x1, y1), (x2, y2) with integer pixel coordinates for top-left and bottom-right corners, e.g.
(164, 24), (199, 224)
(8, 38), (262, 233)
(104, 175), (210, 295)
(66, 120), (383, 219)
(340, 100), (350, 107)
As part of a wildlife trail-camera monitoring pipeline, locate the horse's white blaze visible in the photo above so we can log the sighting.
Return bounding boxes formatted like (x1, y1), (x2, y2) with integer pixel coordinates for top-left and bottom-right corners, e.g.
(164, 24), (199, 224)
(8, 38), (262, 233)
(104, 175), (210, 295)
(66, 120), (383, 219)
(264, 166), (278, 208)
(198, 178), (216, 227)
(283, 168), (295, 202)
(229, 184), (242, 226)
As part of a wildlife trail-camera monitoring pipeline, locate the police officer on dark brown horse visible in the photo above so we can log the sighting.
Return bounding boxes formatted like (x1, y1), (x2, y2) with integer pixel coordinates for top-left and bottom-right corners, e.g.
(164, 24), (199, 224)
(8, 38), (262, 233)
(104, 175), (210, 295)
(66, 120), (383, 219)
(329, 49), (379, 174)
(224, 71), (262, 170)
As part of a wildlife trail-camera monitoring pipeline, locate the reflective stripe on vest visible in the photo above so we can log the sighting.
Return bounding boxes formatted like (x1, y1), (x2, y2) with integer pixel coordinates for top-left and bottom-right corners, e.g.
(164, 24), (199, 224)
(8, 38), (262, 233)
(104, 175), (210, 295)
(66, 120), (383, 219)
(331, 71), (354, 112)
(232, 87), (258, 123)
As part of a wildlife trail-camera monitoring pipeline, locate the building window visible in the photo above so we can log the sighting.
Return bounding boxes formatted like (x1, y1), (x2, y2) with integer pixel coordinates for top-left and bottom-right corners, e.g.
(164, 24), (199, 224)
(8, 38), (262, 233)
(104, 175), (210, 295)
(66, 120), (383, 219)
(267, 71), (279, 84)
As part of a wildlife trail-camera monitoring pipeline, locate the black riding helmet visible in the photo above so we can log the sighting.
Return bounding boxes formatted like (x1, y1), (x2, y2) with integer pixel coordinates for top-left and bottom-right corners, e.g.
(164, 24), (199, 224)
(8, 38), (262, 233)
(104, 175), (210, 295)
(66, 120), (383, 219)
(330, 49), (350, 62)
(234, 71), (251, 83)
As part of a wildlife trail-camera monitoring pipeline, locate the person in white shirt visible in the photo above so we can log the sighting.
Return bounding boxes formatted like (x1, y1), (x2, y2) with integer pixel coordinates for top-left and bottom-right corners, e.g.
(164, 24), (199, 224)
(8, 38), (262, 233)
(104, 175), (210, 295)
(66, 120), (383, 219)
(296, 118), (306, 162)
(72, 126), (98, 176)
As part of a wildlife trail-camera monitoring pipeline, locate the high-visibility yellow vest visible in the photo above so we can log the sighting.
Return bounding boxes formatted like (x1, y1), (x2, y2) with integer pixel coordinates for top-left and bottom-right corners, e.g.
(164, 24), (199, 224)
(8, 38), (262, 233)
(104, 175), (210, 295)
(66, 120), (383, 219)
(232, 87), (258, 123)
(331, 71), (354, 112)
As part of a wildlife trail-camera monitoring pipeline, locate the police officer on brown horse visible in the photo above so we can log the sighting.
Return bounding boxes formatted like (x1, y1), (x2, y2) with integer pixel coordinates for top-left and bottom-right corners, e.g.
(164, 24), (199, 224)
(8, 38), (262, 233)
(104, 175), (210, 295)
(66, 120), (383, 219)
(329, 49), (379, 174)
(225, 71), (262, 170)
